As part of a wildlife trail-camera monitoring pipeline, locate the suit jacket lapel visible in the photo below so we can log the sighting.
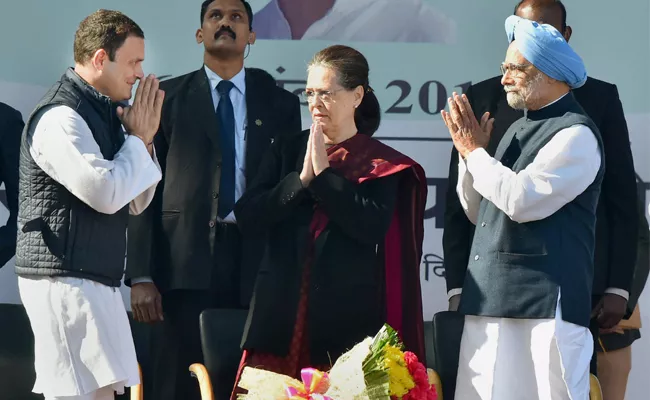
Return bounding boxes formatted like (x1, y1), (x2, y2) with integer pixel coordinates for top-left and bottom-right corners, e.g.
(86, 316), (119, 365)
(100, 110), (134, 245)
(244, 69), (272, 182)
(187, 67), (222, 158)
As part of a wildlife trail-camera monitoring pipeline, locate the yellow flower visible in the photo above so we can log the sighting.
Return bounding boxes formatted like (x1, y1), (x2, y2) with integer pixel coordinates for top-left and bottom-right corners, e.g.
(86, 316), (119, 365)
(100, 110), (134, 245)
(382, 345), (415, 397)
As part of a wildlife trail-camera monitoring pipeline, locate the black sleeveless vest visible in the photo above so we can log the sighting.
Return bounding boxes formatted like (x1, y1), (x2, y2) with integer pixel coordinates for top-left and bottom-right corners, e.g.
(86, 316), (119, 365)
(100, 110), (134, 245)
(15, 68), (129, 287)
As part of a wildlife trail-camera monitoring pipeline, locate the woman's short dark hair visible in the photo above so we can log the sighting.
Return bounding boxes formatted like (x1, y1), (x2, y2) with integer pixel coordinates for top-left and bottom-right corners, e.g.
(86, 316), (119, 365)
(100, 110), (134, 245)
(309, 45), (381, 136)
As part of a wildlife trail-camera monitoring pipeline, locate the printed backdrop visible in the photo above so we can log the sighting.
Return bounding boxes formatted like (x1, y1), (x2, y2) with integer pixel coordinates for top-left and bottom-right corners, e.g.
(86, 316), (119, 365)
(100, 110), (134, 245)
(0, 0), (648, 397)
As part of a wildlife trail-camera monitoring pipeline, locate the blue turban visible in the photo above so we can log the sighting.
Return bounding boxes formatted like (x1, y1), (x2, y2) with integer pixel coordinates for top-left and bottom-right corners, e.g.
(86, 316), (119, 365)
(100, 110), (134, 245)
(505, 15), (587, 89)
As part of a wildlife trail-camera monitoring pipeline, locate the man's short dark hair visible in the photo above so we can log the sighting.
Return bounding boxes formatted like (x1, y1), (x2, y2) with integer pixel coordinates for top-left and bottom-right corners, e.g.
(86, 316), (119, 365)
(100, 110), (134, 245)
(514, 0), (567, 31)
(200, 0), (254, 30)
(74, 9), (144, 64)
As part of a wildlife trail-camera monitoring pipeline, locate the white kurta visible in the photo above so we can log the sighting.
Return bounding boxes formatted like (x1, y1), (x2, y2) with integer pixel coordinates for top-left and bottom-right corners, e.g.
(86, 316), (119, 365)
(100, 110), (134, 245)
(456, 292), (594, 400)
(453, 97), (603, 399)
(19, 277), (140, 398)
(18, 104), (161, 398)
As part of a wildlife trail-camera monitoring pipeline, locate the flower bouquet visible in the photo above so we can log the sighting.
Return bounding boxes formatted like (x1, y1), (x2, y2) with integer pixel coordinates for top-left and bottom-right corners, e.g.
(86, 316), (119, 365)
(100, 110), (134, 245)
(236, 324), (438, 400)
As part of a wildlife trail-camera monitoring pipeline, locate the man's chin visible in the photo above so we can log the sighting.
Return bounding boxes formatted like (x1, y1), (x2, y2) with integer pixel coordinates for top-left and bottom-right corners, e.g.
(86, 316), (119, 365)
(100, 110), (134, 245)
(109, 91), (131, 104)
(206, 44), (243, 58)
(506, 93), (526, 110)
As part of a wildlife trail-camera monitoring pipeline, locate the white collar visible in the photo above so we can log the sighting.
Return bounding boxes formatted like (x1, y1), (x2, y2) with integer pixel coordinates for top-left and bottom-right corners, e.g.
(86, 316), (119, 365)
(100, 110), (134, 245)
(203, 65), (246, 95)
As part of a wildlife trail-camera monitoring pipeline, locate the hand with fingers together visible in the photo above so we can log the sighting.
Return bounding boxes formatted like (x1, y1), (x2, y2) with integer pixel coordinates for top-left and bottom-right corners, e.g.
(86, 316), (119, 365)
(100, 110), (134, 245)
(441, 92), (494, 159)
(300, 124), (316, 186)
(300, 123), (330, 186)
(117, 74), (165, 151)
(311, 122), (330, 176)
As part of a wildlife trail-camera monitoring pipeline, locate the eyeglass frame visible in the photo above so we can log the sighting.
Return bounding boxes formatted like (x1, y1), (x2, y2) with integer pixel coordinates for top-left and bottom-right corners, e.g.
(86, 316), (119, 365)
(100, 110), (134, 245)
(500, 62), (533, 77)
(300, 88), (347, 103)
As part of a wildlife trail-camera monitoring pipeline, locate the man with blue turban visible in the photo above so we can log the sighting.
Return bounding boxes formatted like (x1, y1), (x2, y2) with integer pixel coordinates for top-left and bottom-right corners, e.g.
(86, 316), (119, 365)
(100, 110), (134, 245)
(441, 14), (604, 400)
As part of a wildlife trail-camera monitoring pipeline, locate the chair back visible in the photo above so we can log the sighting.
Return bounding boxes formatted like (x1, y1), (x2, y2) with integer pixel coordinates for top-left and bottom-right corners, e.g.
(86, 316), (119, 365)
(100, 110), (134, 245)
(423, 319), (435, 368)
(199, 308), (249, 400)
(431, 311), (465, 400)
(0, 303), (41, 400)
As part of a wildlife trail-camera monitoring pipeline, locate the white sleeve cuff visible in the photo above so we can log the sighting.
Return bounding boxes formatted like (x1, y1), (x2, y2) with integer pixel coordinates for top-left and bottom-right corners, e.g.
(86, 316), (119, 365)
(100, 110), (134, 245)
(447, 288), (462, 300)
(131, 277), (154, 285)
(456, 154), (481, 225)
(151, 145), (162, 173)
(124, 135), (154, 164)
(465, 147), (493, 176)
(604, 288), (629, 301)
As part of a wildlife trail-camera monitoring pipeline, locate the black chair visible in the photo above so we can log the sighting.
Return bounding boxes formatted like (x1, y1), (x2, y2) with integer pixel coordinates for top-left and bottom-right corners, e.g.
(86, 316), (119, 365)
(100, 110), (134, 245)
(423, 319), (435, 370)
(0, 303), (143, 400)
(430, 311), (464, 400)
(0, 303), (41, 400)
(190, 309), (249, 400)
(430, 310), (603, 400)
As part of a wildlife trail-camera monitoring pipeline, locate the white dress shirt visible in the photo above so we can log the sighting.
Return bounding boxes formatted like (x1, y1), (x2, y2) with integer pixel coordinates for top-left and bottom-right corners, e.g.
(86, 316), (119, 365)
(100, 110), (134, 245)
(455, 290), (593, 400)
(449, 99), (628, 301)
(253, 0), (456, 44)
(204, 65), (247, 223)
(28, 105), (161, 215)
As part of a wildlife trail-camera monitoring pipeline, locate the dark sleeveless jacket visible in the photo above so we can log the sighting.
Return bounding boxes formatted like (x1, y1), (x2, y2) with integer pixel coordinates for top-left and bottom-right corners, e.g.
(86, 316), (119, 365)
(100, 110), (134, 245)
(459, 93), (605, 328)
(15, 68), (129, 287)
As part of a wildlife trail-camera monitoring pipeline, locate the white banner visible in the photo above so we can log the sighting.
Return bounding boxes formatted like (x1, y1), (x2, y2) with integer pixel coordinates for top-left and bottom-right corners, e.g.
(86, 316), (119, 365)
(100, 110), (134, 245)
(0, 0), (648, 397)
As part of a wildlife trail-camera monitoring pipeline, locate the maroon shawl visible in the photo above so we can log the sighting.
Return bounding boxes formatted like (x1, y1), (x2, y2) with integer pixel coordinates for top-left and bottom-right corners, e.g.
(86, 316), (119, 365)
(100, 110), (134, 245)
(310, 133), (427, 360)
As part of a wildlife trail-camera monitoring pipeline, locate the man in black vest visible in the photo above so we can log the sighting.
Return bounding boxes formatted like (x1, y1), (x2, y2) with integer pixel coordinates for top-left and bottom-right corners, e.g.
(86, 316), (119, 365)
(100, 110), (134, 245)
(0, 102), (22, 268)
(442, 15), (602, 399)
(125, 0), (301, 398)
(15, 10), (164, 400)
(443, 0), (639, 377)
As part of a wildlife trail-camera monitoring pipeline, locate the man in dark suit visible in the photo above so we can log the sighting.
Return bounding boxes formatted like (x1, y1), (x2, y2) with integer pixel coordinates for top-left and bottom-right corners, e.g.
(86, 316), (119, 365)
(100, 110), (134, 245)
(595, 194), (648, 399)
(125, 0), (301, 398)
(443, 0), (638, 373)
(0, 102), (22, 268)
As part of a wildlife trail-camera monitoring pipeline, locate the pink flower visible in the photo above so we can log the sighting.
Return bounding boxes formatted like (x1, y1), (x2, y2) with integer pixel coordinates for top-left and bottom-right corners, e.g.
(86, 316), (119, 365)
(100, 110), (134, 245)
(402, 352), (438, 400)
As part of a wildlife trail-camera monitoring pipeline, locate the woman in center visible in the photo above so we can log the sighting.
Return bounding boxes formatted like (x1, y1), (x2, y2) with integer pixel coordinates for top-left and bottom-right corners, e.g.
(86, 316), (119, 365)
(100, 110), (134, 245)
(232, 44), (427, 389)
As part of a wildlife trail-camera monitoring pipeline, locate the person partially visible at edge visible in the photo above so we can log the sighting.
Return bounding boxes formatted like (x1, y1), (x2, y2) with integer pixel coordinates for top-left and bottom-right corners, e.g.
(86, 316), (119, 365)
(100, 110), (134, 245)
(230, 44), (427, 398)
(0, 102), (23, 268)
(124, 0), (301, 399)
(595, 195), (649, 400)
(442, 14), (602, 399)
(15, 9), (163, 400)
